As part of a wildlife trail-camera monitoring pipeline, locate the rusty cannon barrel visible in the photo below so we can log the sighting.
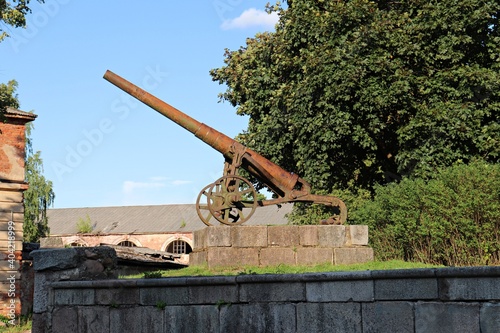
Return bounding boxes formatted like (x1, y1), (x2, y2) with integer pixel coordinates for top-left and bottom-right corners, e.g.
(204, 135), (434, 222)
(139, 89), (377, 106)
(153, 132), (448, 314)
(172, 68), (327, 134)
(103, 70), (347, 226)
(103, 70), (302, 197)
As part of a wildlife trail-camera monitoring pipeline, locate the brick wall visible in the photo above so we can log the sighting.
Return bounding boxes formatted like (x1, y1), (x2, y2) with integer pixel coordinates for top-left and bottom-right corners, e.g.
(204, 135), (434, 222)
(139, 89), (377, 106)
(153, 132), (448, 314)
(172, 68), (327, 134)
(0, 117), (28, 182)
(42, 232), (193, 252)
(0, 108), (36, 321)
(41, 232), (193, 265)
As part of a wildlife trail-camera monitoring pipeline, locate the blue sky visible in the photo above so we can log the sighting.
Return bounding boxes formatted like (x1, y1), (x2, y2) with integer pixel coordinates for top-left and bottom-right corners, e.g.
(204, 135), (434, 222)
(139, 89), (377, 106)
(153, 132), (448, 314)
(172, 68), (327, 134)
(1, 1), (279, 208)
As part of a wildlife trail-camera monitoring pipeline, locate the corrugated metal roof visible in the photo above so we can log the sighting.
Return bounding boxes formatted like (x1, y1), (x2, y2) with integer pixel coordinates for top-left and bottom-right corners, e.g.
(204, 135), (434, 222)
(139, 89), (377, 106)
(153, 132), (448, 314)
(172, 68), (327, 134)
(47, 203), (293, 235)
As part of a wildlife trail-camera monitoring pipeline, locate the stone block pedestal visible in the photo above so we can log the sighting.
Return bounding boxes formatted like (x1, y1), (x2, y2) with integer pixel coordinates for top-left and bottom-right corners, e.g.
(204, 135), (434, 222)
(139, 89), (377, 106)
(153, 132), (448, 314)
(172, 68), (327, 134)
(190, 225), (373, 268)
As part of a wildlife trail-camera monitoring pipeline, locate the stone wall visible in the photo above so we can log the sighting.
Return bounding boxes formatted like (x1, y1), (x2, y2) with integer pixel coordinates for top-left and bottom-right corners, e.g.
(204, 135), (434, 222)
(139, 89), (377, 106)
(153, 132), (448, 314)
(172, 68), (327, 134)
(190, 225), (373, 268)
(31, 247), (500, 333)
(30, 247), (117, 332)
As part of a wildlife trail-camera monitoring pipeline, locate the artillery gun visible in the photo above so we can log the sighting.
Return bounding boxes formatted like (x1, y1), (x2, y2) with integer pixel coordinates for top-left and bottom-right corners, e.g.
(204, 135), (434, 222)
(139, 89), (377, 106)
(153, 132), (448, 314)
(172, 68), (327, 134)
(103, 70), (347, 226)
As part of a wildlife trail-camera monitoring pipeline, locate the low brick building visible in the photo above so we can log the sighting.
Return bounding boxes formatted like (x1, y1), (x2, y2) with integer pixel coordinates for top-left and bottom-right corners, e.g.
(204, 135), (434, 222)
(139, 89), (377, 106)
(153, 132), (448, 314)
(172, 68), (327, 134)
(43, 203), (293, 265)
(0, 107), (37, 318)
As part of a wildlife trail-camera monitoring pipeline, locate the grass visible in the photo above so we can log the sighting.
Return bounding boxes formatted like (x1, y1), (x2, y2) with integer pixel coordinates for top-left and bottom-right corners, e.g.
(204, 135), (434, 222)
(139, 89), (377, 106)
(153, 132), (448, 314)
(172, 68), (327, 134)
(0, 316), (31, 333)
(121, 260), (441, 279)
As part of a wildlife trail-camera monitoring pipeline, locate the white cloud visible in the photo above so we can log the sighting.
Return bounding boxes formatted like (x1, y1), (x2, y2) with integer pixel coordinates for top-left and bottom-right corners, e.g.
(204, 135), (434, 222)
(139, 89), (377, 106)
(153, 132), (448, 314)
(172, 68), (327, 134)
(122, 177), (192, 195)
(221, 8), (279, 30)
(171, 180), (192, 186)
(149, 176), (169, 182)
(122, 180), (166, 194)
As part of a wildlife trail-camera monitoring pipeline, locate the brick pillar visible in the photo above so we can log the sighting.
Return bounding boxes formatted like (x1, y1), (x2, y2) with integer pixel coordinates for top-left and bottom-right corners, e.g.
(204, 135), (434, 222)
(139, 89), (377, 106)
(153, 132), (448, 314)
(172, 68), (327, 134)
(0, 108), (37, 322)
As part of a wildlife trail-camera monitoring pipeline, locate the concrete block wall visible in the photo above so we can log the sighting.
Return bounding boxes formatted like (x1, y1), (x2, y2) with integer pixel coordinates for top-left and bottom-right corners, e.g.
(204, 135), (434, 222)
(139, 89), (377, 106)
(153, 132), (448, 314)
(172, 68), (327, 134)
(190, 225), (374, 268)
(30, 247), (500, 333)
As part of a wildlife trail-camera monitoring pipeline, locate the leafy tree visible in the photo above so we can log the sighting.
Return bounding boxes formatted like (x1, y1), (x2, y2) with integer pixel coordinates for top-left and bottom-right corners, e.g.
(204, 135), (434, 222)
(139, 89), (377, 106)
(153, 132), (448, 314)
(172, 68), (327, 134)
(0, 0), (44, 42)
(76, 214), (93, 234)
(0, 80), (20, 116)
(1, 0), (44, 117)
(0, 80), (54, 242)
(23, 121), (55, 242)
(211, 0), (500, 199)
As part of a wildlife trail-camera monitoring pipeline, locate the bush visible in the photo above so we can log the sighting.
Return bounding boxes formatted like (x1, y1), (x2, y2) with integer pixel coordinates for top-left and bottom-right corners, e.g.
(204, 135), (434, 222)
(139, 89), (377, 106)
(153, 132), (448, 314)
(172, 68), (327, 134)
(355, 161), (500, 266)
(143, 271), (163, 279)
(289, 188), (372, 225)
(76, 214), (93, 234)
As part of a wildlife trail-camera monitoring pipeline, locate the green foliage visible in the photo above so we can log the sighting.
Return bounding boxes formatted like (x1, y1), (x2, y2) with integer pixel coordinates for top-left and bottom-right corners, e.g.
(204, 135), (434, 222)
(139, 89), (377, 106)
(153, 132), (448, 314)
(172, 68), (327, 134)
(211, 0), (500, 202)
(0, 0), (44, 42)
(0, 80), (20, 116)
(143, 271), (163, 279)
(22, 113), (55, 243)
(76, 214), (93, 234)
(355, 161), (500, 266)
(156, 301), (167, 310)
(289, 187), (372, 225)
(1, 80), (55, 242)
(237, 267), (258, 275)
(120, 260), (440, 279)
(215, 299), (231, 310)
(23, 149), (55, 242)
(0, 315), (32, 332)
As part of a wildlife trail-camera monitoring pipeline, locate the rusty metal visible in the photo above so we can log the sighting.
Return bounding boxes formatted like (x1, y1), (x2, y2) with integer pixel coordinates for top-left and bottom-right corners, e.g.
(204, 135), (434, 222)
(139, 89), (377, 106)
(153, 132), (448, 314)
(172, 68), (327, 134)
(103, 70), (347, 226)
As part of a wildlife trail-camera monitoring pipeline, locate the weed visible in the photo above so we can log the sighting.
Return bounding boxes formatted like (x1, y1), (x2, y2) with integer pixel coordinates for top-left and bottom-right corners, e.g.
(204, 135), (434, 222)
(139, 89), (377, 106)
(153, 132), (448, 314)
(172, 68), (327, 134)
(143, 271), (163, 279)
(237, 268), (257, 275)
(274, 264), (286, 274)
(156, 301), (167, 310)
(76, 214), (93, 234)
(215, 299), (231, 310)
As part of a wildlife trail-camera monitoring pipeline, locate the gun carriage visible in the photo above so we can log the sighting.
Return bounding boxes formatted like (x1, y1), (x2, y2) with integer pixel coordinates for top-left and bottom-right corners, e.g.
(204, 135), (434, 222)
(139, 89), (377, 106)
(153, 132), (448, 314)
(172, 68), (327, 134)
(103, 70), (347, 226)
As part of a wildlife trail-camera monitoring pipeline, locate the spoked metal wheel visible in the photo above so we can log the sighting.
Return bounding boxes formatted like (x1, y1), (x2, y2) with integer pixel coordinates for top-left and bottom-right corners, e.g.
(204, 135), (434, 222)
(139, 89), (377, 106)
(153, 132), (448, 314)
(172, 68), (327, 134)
(195, 183), (215, 226)
(207, 175), (258, 225)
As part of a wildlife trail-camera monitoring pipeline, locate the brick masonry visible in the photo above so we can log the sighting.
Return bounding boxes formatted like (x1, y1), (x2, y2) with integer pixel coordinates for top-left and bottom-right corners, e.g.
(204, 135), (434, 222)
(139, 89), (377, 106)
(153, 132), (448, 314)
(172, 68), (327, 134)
(190, 225), (374, 268)
(0, 109), (36, 320)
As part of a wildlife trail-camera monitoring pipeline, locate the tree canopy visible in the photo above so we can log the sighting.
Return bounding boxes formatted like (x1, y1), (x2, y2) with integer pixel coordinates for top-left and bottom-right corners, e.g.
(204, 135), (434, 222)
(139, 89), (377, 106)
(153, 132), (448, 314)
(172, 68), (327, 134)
(0, 80), (20, 114)
(0, 0), (43, 42)
(211, 0), (500, 196)
(0, 79), (55, 242)
(1, 1), (40, 114)
(23, 122), (55, 242)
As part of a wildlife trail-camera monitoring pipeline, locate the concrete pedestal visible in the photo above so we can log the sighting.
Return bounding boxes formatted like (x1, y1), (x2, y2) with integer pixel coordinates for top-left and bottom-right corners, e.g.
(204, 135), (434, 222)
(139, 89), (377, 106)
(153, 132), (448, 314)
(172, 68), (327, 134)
(190, 225), (373, 268)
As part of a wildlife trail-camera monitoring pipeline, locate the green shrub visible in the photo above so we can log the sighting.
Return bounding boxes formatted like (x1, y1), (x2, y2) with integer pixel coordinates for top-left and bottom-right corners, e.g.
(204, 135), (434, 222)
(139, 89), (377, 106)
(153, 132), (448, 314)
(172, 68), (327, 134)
(143, 271), (163, 279)
(355, 161), (500, 266)
(76, 214), (93, 234)
(289, 188), (372, 225)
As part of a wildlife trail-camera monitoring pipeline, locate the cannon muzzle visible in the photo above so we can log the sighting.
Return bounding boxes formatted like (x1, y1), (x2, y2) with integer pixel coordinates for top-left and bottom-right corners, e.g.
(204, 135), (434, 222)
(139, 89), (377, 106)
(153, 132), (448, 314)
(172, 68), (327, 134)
(104, 70), (238, 158)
